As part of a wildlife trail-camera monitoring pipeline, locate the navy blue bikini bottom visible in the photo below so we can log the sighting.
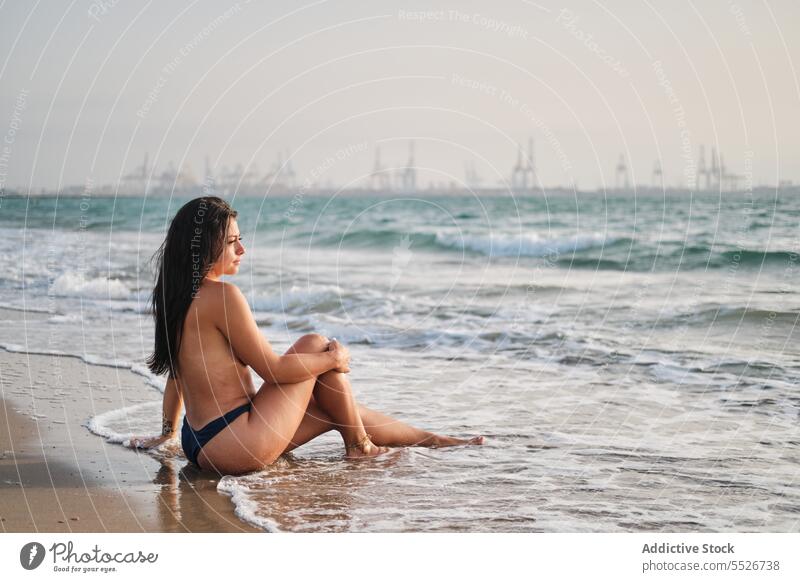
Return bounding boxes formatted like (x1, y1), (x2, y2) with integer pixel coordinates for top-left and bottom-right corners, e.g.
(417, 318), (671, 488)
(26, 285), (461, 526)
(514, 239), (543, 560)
(181, 402), (252, 467)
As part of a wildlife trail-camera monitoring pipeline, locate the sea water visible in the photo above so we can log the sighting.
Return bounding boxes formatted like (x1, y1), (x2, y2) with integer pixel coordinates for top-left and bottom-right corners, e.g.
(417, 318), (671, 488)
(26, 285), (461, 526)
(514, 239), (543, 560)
(0, 191), (798, 531)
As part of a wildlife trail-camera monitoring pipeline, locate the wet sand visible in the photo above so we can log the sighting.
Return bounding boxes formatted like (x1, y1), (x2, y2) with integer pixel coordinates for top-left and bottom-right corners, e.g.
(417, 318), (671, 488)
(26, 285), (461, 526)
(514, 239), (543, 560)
(0, 310), (260, 532)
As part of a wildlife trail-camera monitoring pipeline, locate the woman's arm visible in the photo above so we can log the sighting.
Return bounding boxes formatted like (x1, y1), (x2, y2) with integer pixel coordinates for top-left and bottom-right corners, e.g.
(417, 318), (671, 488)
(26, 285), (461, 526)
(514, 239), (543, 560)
(217, 282), (344, 383)
(129, 375), (183, 449)
(160, 374), (183, 437)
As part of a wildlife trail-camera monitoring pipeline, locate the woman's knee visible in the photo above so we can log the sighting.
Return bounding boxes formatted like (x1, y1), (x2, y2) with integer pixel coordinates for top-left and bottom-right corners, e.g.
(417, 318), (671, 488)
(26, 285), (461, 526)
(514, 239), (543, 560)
(289, 333), (329, 354)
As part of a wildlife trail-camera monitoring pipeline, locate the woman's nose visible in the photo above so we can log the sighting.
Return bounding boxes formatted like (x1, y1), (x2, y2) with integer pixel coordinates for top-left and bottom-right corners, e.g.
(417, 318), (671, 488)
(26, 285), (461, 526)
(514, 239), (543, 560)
(236, 242), (245, 255)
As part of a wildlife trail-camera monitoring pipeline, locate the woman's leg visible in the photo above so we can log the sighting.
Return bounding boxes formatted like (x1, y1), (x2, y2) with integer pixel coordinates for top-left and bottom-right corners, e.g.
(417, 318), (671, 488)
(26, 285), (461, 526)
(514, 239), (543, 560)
(281, 396), (482, 453)
(284, 334), (387, 457)
(355, 403), (438, 446)
(277, 334), (484, 456)
(357, 403), (484, 447)
(284, 334), (484, 452)
(281, 398), (336, 454)
(199, 373), (318, 472)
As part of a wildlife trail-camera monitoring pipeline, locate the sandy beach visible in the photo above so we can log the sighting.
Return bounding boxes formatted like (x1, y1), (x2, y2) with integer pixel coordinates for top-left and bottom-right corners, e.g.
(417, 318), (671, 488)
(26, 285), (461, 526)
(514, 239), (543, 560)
(0, 308), (259, 533)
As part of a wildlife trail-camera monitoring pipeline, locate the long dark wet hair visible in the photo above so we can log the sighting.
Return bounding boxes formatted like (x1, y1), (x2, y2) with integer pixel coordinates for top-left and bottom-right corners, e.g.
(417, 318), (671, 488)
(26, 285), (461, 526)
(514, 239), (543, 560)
(146, 196), (238, 377)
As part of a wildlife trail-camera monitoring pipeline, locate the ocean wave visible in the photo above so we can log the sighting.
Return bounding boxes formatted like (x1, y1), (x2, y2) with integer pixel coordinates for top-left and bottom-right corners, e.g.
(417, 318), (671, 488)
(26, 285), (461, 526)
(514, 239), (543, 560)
(655, 305), (800, 327)
(49, 272), (132, 299)
(658, 246), (799, 268)
(302, 316), (381, 345)
(710, 306), (800, 323)
(313, 227), (625, 259)
(312, 229), (438, 249)
(550, 246), (799, 272)
(249, 283), (347, 314)
(718, 249), (799, 267)
(556, 257), (629, 270)
(434, 231), (621, 258)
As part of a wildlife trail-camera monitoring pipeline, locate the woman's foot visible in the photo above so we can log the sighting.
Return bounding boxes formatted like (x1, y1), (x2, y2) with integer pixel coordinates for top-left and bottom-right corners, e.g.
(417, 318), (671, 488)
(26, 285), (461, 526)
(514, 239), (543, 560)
(344, 433), (391, 459)
(431, 434), (485, 447)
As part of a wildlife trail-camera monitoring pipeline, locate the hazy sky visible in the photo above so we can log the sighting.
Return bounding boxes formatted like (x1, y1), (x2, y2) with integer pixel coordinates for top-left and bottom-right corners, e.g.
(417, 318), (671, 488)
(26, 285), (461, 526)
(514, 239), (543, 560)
(1, 0), (798, 191)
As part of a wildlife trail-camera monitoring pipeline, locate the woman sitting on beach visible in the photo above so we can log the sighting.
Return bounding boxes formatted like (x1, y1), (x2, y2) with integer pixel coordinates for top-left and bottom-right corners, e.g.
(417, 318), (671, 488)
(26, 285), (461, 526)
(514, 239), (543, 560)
(131, 196), (483, 475)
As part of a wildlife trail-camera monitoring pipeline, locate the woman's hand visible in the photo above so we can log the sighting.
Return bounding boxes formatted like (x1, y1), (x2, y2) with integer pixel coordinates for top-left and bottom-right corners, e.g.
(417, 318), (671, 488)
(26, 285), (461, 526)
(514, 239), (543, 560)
(327, 338), (351, 373)
(127, 434), (173, 450)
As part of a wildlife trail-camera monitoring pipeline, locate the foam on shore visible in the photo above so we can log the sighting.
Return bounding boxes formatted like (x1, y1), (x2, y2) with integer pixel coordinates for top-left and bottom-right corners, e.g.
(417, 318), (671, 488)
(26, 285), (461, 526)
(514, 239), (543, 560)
(85, 400), (162, 446)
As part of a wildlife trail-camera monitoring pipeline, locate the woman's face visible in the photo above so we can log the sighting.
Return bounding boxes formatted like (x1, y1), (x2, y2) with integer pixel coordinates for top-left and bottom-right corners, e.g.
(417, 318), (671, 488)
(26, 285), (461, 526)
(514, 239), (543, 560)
(210, 217), (245, 278)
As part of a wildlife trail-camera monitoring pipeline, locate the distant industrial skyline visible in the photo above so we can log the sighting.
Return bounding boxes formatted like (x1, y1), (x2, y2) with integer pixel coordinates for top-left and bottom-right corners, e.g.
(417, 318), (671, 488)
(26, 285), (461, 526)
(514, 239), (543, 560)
(39, 138), (786, 197)
(2, 1), (798, 193)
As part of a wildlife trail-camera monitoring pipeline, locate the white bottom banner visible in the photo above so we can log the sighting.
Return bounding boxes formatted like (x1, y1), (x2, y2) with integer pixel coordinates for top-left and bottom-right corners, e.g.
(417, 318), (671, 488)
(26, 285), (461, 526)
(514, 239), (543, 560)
(1, 533), (797, 581)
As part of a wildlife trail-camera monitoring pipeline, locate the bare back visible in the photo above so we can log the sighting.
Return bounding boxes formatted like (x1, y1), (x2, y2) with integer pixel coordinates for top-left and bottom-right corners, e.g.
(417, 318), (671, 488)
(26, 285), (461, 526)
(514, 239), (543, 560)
(175, 279), (256, 429)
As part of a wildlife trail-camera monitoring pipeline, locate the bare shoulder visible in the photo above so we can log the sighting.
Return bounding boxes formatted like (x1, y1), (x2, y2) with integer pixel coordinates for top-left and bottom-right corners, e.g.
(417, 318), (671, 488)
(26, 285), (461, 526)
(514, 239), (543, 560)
(218, 280), (245, 300)
(197, 281), (250, 327)
(196, 280), (243, 303)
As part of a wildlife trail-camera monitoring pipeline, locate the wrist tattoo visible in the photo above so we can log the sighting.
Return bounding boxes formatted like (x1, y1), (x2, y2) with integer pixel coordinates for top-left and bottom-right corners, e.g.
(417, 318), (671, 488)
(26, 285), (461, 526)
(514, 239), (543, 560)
(161, 415), (174, 437)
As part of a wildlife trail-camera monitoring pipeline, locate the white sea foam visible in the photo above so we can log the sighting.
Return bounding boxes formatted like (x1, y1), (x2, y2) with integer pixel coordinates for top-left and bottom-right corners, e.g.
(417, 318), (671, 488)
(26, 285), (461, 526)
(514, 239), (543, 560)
(0, 342), (166, 393)
(84, 400), (161, 446)
(0, 342), (73, 356)
(249, 283), (346, 313)
(129, 363), (168, 392)
(303, 315), (378, 344)
(217, 472), (285, 532)
(50, 272), (132, 299)
(435, 231), (613, 257)
(47, 313), (82, 323)
(0, 302), (53, 314)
